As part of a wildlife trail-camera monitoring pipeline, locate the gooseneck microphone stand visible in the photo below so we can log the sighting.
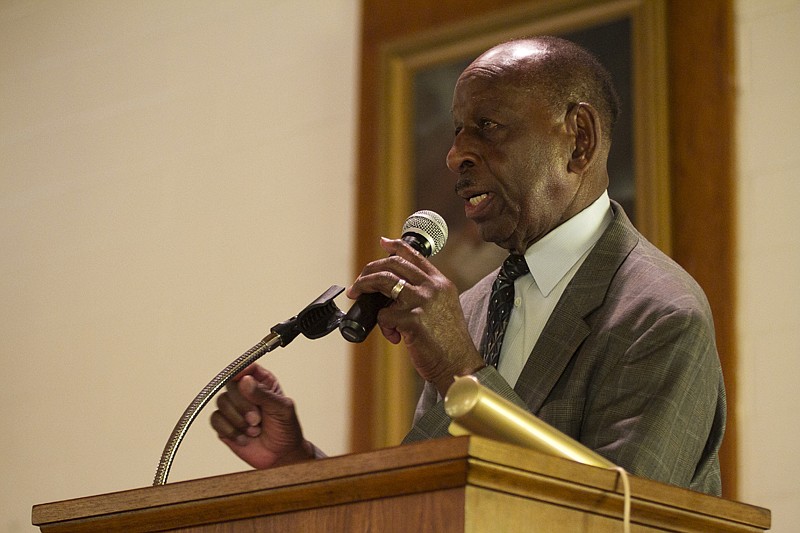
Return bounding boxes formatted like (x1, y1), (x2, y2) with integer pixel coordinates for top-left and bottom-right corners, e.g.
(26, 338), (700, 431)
(153, 285), (345, 486)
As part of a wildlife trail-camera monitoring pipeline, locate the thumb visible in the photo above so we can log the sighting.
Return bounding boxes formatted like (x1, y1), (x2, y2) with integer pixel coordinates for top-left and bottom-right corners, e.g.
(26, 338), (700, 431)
(239, 375), (297, 421)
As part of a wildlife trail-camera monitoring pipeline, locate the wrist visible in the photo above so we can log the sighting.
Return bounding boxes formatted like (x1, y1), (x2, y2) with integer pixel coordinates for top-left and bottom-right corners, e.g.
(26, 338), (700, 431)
(434, 361), (487, 397)
(273, 439), (317, 467)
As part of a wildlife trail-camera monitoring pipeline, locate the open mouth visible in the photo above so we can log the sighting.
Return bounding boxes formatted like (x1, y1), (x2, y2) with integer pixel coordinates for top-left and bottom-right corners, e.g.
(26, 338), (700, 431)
(464, 192), (494, 219)
(468, 193), (488, 206)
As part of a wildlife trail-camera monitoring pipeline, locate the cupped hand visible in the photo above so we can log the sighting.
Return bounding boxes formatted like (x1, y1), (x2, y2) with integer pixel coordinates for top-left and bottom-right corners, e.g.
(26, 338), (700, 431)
(210, 364), (315, 469)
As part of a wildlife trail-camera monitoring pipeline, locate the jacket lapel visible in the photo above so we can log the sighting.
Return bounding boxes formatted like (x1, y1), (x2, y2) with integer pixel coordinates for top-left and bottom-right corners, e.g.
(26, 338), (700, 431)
(513, 202), (639, 412)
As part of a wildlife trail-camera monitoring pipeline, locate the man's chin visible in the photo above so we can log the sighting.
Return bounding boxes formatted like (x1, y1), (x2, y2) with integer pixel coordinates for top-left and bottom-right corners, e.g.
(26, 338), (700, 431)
(476, 223), (513, 251)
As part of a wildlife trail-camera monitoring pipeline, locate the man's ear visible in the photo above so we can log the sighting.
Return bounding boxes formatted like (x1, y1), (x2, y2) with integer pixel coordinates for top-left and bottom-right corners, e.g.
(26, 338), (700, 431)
(566, 102), (600, 174)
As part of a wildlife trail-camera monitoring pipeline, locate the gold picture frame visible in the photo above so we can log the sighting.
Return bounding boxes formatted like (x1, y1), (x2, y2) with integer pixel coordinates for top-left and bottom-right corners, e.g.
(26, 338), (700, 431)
(372, 0), (670, 446)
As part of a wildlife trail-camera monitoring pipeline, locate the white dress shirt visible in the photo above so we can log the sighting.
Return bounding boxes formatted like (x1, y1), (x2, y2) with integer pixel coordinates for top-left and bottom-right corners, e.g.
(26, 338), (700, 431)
(497, 191), (614, 386)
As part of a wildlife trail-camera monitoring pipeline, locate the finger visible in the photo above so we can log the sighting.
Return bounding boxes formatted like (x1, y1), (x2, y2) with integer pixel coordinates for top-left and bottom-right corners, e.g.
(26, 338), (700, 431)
(351, 255), (416, 279)
(378, 321), (402, 344)
(255, 384), (297, 416)
(210, 409), (252, 445)
(378, 237), (414, 256)
(346, 269), (402, 300)
(215, 390), (261, 436)
(232, 365), (285, 414)
(346, 257), (427, 301)
(380, 238), (439, 275)
(233, 363), (280, 390)
(222, 377), (262, 427)
(235, 376), (298, 424)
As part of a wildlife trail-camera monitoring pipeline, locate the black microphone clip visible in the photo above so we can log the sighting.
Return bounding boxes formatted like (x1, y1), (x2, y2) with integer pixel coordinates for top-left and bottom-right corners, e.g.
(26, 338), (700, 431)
(271, 285), (346, 347)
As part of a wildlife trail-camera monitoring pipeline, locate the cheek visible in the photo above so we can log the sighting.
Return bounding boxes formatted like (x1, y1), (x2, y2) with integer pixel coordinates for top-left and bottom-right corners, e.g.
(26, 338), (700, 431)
(512, 165), (565, 228)
(511, 157), (553, 205)
(496, 142), (560, 212)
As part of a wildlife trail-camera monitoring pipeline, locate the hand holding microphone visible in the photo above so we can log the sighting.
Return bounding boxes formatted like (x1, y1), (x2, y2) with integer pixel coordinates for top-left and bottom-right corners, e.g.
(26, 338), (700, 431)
(341, 210), (486, 395)
(339, 210), (448, 343)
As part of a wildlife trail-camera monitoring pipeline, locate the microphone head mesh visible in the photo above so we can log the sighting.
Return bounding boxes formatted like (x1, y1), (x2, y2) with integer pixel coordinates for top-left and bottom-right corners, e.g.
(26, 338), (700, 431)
(402, 210), (448, 256)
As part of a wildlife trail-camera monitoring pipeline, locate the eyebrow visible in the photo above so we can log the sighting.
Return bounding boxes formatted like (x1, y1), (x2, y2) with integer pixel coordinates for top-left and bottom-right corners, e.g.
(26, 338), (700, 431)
(450, 99), (514, 119)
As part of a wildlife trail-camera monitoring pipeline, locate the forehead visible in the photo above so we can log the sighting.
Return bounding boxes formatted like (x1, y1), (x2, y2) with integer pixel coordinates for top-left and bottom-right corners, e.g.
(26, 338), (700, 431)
(452, 43), (547, 111)
(451, 66), (531, 116)
(460, 41), (547, 83)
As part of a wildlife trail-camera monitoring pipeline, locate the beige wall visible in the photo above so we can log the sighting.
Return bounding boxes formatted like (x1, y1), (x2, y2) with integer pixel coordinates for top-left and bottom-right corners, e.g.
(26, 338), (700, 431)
(735, 0), (800, 531)
(1, 1), (359, 530)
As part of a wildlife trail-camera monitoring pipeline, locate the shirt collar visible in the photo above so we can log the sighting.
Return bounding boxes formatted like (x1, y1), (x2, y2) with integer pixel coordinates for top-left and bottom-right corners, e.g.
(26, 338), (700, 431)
(523, 191), (613, 296)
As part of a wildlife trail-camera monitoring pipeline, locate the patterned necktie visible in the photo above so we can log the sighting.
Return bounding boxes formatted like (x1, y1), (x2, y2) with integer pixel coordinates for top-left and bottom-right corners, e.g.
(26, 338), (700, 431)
(480, 254), (530, 368)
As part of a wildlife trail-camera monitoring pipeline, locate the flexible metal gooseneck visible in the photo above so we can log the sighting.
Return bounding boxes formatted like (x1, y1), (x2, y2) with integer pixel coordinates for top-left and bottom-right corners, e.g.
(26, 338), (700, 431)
(153, 285), (345, 486)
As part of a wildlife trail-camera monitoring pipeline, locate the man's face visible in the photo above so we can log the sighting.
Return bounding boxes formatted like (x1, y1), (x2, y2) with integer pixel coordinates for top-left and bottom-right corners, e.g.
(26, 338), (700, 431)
(446, 62), (577, 254)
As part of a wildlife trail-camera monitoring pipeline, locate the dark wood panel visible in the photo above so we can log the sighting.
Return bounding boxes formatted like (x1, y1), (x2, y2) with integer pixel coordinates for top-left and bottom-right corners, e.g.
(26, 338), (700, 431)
(667, 0), (737, 500)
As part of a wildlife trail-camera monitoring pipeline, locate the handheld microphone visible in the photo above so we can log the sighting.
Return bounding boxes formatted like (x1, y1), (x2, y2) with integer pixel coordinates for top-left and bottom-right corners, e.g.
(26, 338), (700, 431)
(339, 210), (448, 343)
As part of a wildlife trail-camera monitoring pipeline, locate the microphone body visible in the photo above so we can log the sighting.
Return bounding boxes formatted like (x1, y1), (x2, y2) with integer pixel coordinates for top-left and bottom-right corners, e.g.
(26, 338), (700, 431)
(339, 211), (447, 343)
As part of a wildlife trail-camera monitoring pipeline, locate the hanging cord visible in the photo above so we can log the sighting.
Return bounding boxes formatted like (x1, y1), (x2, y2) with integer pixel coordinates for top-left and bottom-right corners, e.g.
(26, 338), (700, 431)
(153, 285), (345, 486)
(612, 466), (631, 533)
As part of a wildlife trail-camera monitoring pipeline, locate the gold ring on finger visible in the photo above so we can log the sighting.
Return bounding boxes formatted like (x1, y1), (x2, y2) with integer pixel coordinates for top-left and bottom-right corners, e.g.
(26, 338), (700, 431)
(390, 278), (407, 300)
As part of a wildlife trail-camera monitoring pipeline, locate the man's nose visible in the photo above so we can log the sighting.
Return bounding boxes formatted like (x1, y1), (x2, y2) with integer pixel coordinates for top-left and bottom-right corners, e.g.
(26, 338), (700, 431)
(446, 134), (479, 174)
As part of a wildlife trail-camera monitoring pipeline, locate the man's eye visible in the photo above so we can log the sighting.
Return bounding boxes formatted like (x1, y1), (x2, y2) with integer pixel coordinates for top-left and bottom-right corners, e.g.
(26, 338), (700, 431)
(453, 126), (463, 136)
(479, 118), (498, 129)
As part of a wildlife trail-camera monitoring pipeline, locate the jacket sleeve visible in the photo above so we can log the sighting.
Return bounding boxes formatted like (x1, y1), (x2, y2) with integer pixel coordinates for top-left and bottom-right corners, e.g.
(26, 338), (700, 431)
(402, 365), (527, 444)
(579, 305), (725, 494)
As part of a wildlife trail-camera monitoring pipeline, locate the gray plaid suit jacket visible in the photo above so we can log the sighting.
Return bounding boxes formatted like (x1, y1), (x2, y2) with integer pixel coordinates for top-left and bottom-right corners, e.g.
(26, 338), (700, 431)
(403, 202), (725, 496)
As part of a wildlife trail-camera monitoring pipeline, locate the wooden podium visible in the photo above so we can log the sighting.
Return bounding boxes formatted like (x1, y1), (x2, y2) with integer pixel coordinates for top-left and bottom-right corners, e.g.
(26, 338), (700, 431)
(32, 436), (770, 532)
